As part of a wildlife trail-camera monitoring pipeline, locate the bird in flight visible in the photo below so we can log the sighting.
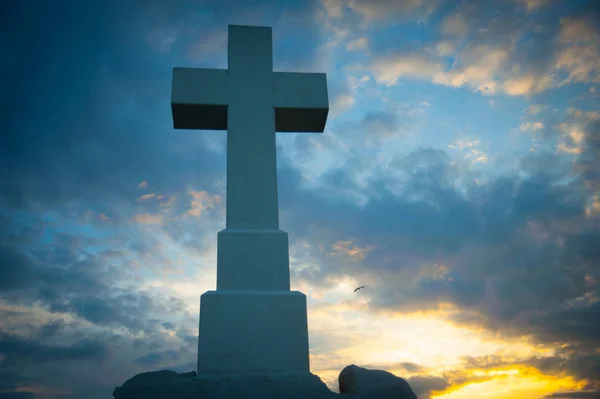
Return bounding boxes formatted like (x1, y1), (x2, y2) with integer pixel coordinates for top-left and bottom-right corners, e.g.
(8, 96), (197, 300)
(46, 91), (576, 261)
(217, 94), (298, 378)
(354, 285), (366, 292)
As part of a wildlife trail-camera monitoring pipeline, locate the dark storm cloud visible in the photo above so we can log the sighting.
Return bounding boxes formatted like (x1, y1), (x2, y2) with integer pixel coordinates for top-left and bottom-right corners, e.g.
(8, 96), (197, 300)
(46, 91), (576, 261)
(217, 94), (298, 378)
(0, 0), (222, 211)
(0, 0), (322, 214)
(0, 233), (191, 334)
(398, 362), (425, 373)
(161, 321), (175, 330)
(545, 392), (600, 399)
(575, 119), (600, 192)
(133, 349), (181, 367)
(0, 393), (34, 399)
(281, 134), (595, 314)
(360, 110), (408, 139)
(277, 112), (599, 385)
(526, 344), (600, 390)
(0, 369), (32, 396)
(281, 147), (481, 261)
(0, 330), (110, 366)
(38, 319), (66, 339)
(407, 375), (451, 399)
(0, 232), (198, 395)
(0, 244), (34, 290)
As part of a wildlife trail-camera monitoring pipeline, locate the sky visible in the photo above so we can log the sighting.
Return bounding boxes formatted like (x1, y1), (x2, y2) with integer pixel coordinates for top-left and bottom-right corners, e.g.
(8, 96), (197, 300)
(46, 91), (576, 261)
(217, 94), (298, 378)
(1, 0), (600, 398)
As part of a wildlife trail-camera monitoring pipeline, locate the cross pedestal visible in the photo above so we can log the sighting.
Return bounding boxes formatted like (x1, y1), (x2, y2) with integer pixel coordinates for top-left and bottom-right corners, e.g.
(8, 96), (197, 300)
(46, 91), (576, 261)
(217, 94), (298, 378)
(171, 25), (328, 374)
(199, 229), (308, 374)
(198, 290), (309, 373)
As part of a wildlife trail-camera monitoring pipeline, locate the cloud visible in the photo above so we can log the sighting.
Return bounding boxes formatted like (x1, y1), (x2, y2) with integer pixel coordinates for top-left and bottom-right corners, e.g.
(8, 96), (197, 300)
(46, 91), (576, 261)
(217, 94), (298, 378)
(133, 213), (164, 225)
(275, 129), (598, 390)
(437, 45), (512, 94)
(0, 329), (111, 366)
(371, 53), (445, 86)
(448, 138), (489, 164)
(146, 26), (180, 53)
(39, 319), (66, 339)
(0, 0), (323, 214)
(0, 245), (35, 291)
(435, 40), (456, 56)
(369, 42), (549, 96)
(187, 28), (228, 62)
(0, 232), (193, 335)
(555, 16), (600, 84)
(360, 111), (404, 138)
(186, 190), (222, 217)
(408, 375), (451, 399)
(364, 1), (599, 97)
(327, 77), (356, 115)
(1, 21), (223, 213)
(504, 74), (554, 96)
(328, 239), (375, 261)
(528, 104), (544, 115)
(346, 0), (435, 21)
(441, 11), (469, 37)
(0, 208), (205, 396)
(0, 392), (35, 399)
(347, 37), (368, 51)
(545, 392), (600, 399)
(134, 349), (181, 367)
(521, 121), (545, 132)
(517, 0), (552, 12)
(136, 193), (156, 202)
(0, 369), (34, 398)
(321, 0), (343, 19)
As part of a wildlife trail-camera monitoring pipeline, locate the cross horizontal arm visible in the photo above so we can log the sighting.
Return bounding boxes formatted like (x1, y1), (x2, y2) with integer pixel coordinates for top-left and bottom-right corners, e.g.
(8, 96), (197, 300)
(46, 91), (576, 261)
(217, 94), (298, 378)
(171, 67), (229, 130)
(273, 72), (329, 133)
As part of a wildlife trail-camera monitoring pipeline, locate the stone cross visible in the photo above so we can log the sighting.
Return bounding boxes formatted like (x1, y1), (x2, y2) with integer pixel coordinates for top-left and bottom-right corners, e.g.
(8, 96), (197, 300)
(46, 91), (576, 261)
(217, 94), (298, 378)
(171, 25), (328, 374)
(172, 24), (328, 230)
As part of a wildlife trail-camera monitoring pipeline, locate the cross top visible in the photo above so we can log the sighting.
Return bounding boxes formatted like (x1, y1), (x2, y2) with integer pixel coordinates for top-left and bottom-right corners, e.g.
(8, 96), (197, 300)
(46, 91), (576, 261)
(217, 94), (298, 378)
(171, 25), (329, 230)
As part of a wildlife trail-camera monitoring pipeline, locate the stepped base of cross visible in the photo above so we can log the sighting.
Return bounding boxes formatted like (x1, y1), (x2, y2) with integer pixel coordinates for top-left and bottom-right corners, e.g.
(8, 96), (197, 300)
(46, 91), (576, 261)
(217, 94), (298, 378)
(194, 227), (310, 374)
(197, 290), (310, 373)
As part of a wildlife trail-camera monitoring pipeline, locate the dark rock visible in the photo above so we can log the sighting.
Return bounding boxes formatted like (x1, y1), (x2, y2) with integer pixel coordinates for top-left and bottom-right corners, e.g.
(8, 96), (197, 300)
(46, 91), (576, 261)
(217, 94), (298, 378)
(113, 370), (199, 399)
(338, 364), (417, 399)
(113, 370), (340, 399)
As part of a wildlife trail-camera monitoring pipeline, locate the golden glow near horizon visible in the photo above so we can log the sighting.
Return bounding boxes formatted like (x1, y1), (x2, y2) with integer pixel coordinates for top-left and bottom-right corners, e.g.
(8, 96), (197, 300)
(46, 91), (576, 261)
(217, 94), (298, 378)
(432, 367), (586, 399)
(292, 277), (585, 398)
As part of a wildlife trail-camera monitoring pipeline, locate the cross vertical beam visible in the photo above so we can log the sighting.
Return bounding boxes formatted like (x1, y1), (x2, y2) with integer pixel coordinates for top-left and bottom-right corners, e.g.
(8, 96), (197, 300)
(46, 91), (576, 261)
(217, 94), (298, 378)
(226, 25), (278, 229)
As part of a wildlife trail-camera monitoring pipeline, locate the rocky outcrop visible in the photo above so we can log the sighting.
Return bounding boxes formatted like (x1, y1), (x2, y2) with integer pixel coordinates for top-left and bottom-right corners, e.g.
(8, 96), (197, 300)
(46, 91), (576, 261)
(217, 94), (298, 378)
(113, 370), (340, 399)
(338, 364), (417, 399)
(113, 364), (418, 399)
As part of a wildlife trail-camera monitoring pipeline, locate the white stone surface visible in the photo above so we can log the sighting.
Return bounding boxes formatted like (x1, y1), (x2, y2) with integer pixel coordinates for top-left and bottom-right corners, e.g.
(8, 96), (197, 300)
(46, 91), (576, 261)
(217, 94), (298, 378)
(171, 68), (228, 130)
(171, 25), (328, 229)
(197, 290), (309, 374)
(216, 229), (290, 290)
(273, 72), (328, 133)
(171, 24), (329, 375)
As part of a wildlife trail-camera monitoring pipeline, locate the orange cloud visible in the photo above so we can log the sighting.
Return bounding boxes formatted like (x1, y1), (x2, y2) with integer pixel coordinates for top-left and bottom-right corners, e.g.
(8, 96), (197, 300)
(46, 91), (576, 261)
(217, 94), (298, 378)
(328, 239), (375, 261)
(186, 190), (222, 217)
(136, 193), (156, 202)
(133, 213), (163, 225)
